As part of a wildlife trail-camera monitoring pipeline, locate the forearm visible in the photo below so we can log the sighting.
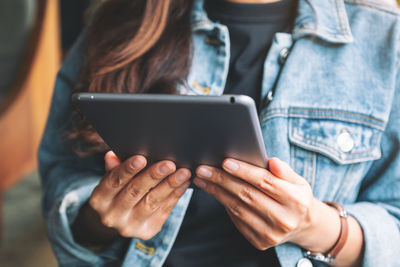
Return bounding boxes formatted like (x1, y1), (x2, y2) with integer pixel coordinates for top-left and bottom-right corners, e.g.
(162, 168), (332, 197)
(71, 201), (120, 246)
(293, 199), (364, 267)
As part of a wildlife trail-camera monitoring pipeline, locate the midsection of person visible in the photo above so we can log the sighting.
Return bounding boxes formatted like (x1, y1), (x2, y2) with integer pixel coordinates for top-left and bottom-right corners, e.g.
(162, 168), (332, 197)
(37, 0), (400, 267)
(165, 0), (296, 266)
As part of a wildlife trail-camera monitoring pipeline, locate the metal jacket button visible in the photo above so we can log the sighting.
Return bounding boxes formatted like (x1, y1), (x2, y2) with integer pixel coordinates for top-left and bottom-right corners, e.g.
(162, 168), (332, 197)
(337, 129), (354, 153)
(297, 258), (313, 267)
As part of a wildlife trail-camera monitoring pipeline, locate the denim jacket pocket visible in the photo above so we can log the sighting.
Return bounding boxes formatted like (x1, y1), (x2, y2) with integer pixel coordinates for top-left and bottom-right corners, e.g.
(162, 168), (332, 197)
(288, 108), (385, 165)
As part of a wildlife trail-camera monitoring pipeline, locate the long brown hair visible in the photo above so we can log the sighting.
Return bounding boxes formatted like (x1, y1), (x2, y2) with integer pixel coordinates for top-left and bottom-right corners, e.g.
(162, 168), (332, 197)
(70, 0), (194, 155)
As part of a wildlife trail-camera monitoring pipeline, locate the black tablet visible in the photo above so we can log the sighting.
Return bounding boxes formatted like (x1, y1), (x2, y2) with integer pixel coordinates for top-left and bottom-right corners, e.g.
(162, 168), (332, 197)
(72, 93), (267, 170)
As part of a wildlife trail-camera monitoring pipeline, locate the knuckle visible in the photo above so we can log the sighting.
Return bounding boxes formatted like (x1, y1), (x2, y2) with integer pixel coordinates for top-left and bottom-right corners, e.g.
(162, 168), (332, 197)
(296, 200), (309, 215)
(89, 194), (100, 209)
(100, 214), (115, 228)
(227, 203), (242, 218)
(262, 231), (281, 246)
(126, 183), (143, 200)
(124, 160), (138, 175)
(139, 233), (153, 241)
(279, 218), (298, 233)
(149, 166), (164, 181)
(259, 172), (274, 189)
(167, 175), (180, 188)
(118, 228), (134, 238)
(238, 186), (254, 204)
(107, 169), (122, 188)
(254, 241), (269, 251)
(136, 225), (159, 240)
(89, 199), (99, 212)
(144, 194), (161, 212)
(255, 245), (268, 251)
(214, 170), (224, 184)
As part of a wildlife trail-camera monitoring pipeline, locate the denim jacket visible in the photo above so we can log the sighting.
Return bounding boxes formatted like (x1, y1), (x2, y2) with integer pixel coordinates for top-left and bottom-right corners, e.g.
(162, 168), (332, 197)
(38, 0), (400, 266)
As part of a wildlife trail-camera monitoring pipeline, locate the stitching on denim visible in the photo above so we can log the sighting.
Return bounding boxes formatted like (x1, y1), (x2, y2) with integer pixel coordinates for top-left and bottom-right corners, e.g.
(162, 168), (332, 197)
(289, 107), (385, 124)
(192, 81), (210, 94)
(333, 163), (353, 201)
(261, 108), (386, 130)
(261, 113), (289, 123)
(305, 150), (310, 184)
(290, 114), (384, 130)
(334, 0), (346, 35)
(135, 241), (155, 255)
(292, 131), (377, 157)
(290, 140), (295, 174)
(291, 117), (381, 153)
(311, 152), (316, 190)
(290, 135), (381, 164)
(345, 0), (400, 16)
(397, 41), (400, 69)
(289, 117), (381, 162)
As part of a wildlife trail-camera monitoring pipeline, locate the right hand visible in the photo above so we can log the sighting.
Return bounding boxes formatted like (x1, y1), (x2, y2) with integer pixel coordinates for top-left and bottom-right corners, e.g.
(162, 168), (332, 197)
(89, 151), (191, 240)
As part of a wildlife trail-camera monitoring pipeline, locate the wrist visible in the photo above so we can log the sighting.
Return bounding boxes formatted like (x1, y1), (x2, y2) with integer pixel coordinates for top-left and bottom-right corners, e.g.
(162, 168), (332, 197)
(290, 198), (341, 253)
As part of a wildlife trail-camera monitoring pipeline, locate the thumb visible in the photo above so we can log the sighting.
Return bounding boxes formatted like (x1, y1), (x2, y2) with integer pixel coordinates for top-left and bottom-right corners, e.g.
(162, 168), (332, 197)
(268, 157), (301, 183)
(104, 151), (121, 171)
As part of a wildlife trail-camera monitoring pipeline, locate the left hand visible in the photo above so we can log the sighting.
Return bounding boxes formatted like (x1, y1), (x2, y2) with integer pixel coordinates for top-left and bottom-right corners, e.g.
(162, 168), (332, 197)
(194, 157), (317, 250)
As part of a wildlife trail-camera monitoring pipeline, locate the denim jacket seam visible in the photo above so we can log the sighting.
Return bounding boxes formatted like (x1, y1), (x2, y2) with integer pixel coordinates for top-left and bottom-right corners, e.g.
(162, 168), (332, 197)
(289, 107), (386, 130)
(291, 114), (385, 130)
(289, 135), (382, 164)
(288, 119), (381, 168)
(264, 107), (386, 123)
(334, 0), (348, 36)
(344, 0), (400, 17)
(288, 107), (385, 123)
(290, 130), (379, 158)
(261, 114), (385, 130)
(310, 153), (316, 189)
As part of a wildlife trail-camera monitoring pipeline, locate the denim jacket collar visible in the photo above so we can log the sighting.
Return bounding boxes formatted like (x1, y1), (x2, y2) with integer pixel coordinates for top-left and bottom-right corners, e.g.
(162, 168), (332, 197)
(190, 0), (354, 44)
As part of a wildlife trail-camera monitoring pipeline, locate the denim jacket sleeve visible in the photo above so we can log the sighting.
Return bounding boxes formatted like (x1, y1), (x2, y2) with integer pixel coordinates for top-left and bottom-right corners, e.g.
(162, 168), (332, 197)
(38, 31), (129, 266)
(342, 67), (400, 266)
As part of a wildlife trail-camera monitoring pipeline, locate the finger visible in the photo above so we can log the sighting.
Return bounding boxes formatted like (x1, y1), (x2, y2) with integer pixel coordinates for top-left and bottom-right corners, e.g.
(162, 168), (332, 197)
(227, 211), (272, 251)
(105, 179), (190, 240)
(105, 151), (121, 171)
(194, 178), (281, 246)
(195, 166), (283, 215)
(145, 181), (190, 226)
(131, 168), (192, 216)
(197, 165), (287, 204)
(268, 158), (302, 184)
(91, 155), (147, 206)
(114, 160), (176, 209)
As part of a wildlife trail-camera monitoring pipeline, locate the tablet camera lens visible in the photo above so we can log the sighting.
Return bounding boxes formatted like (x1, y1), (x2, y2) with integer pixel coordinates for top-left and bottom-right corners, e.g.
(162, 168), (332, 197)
(230, 97), (235, 104)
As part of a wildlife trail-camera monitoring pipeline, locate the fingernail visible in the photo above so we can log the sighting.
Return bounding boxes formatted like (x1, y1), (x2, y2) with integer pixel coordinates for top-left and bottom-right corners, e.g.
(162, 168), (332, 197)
(198, 167), (212, 178)
(160, 162), (173, 174)
(176, 170), (190, 183)
(132, 156), (144, 168)
(224, 159), (239, 171)
(194, 178), (206, 188)
(112, 153), (121, 163)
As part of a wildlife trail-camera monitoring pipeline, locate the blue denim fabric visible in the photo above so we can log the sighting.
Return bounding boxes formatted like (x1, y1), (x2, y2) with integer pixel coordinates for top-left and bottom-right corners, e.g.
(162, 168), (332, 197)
(38, 0), (400, 266)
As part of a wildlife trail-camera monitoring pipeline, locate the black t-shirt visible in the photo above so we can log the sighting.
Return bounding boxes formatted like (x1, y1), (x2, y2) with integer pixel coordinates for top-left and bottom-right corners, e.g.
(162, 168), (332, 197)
(163, 1), (296, 267)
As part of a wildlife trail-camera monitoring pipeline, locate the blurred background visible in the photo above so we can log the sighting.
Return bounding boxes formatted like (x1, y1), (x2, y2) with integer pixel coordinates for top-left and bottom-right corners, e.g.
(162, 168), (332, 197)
(0, 0), (91, 266)
(0, 0), (399, 267)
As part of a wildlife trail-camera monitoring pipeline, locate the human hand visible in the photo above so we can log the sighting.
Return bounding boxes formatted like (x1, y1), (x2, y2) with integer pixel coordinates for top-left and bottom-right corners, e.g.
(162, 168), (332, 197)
(193, 157), (318, 250)
(89, 151), (191, 240)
